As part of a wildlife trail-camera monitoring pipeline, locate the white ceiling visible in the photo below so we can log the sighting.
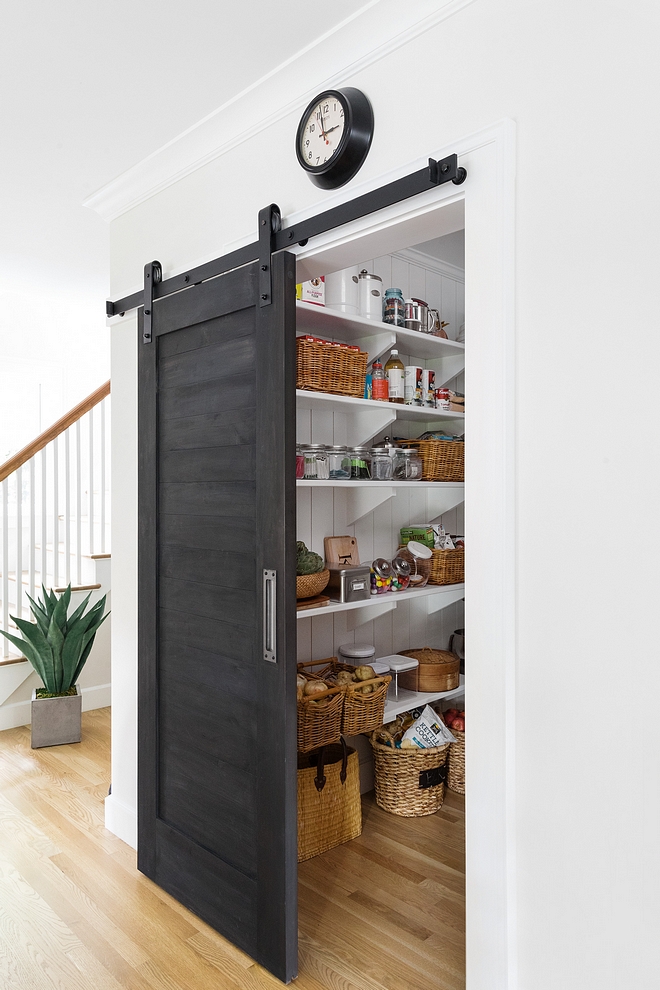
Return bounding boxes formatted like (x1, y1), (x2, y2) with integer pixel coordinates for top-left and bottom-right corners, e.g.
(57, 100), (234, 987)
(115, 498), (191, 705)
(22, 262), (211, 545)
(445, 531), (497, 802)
(0, 0), (365, 297)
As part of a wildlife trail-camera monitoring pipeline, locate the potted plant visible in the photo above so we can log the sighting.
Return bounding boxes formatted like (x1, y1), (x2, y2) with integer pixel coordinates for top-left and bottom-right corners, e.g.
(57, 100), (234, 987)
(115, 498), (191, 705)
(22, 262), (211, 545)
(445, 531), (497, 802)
(0, 584), (109, 748)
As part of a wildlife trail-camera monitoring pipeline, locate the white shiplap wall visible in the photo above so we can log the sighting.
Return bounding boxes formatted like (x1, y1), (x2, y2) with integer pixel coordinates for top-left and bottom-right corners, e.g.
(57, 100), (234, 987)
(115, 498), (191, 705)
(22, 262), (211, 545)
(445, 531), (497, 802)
(297, 249), (465, 667)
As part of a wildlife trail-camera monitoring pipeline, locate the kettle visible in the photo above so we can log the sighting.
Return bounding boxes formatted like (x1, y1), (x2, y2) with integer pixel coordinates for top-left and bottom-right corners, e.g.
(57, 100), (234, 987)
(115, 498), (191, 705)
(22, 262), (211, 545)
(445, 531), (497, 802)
(449, 628), (465, 674)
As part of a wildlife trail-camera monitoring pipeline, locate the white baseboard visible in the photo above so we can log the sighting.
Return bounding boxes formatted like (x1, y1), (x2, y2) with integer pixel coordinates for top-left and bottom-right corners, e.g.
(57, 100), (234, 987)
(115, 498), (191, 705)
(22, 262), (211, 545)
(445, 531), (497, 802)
(0, 682), (111, 732)
(105, 793), (137, 849)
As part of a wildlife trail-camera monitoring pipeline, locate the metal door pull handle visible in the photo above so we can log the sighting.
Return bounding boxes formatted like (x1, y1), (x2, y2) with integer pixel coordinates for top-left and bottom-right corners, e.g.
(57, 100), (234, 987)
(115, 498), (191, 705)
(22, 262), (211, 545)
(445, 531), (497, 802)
(263, 570), (276, 663)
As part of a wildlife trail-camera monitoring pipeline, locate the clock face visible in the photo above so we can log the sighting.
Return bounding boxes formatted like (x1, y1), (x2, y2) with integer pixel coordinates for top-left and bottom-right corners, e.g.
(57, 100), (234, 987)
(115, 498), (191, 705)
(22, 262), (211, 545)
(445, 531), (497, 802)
(296, 87), (373, 189)
(298, 94), (346, 171)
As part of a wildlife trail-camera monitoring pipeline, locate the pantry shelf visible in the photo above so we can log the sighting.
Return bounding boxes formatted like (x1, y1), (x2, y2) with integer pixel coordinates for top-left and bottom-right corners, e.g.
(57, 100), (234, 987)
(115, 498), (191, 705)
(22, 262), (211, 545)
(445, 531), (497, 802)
(296, 480), (465, 489)
(296, 581), (465, 620)
(383, 675), (465, 721)
(296, 389), (465, 426)
(296, 301), (465, 363)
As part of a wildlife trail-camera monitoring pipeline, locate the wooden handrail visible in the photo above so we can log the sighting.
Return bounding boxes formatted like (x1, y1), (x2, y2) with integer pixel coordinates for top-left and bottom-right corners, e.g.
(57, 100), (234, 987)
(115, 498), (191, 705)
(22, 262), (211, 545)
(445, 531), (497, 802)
(0, 380), (110, 484)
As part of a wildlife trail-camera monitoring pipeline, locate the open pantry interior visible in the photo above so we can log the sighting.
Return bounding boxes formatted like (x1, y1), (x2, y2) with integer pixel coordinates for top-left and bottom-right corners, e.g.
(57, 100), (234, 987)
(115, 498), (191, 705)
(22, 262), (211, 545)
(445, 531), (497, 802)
(296, 229), (467, 988)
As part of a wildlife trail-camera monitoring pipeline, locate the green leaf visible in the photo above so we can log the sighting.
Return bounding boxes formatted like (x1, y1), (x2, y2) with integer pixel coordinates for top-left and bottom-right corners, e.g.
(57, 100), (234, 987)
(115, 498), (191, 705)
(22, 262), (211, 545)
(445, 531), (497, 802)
(71, 613), (109, 686)
(11, 615), (55, 692)
(66, 591), (93, 630)
(26, 595), (50, 635)
(46, 611), (65, 694)
(0, 629), (50, 688)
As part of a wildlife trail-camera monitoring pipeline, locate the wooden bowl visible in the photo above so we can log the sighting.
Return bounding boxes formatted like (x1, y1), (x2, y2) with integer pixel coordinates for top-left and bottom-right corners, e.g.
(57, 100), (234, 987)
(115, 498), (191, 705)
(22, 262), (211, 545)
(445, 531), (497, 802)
(296, 569), (330, 599)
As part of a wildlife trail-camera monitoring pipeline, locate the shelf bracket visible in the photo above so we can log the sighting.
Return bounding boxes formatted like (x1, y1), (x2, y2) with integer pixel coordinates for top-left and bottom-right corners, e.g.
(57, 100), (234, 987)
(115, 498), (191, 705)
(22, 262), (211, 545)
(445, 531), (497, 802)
(345, 406), (396, 447)
(424, 354), (466, 387)
(346, 599), (397, 630)
(426, 486), (465, 520)
(345, 486), (396, 524)
(426, 585), (465, 614)
(356, 329), (397, 364)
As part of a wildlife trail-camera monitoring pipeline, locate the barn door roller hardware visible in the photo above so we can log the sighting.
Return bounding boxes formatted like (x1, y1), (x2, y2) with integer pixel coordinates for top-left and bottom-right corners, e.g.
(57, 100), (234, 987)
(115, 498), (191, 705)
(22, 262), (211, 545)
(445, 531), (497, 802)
(107, 153), (466, 323)
(142, 261), (162, 343)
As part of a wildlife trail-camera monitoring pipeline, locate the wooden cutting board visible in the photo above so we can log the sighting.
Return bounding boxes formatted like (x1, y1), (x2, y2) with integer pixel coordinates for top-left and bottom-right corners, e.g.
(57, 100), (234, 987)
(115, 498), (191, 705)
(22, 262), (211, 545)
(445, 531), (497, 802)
(323, 535), (360, 566)
(296, 595), (330, 611)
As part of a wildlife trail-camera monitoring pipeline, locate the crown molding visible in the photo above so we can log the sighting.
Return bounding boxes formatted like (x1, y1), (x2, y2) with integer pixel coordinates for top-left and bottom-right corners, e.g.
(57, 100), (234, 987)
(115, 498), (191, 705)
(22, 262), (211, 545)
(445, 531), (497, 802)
(84, 0), (477, 222)
(393, 247), (465, 282)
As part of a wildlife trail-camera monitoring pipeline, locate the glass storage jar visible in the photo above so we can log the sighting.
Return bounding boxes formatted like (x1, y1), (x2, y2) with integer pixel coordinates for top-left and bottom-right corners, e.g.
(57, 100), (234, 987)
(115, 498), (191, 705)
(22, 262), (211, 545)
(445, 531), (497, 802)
(370, 557), (392, 595)
(392, 447), (423, 481)
(349, 447), (372, 480)
(327, 445), (351, 480)
(390, 556), (411, 592)
(302, 445), (329, 480)
(370, 448), (394, 481)
(296, 445), (305, 479)
(383, 288), (405, 327)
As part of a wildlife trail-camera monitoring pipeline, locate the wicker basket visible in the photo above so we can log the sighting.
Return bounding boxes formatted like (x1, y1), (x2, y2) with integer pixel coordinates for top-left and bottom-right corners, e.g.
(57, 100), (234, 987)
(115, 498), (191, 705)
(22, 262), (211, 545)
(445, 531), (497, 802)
(408, 439), (464, 482)
(296, 569), (330, 599)
(447, 726), (465, 794)
(297, 679), (344, 753)
(397, 647), (460, 693)
(397, 546), (464, 585)
(370, 730), (449, 817)
(296, 337), (368, 398)
(297, 739), (362, 862)
(305, 658), (391, 736)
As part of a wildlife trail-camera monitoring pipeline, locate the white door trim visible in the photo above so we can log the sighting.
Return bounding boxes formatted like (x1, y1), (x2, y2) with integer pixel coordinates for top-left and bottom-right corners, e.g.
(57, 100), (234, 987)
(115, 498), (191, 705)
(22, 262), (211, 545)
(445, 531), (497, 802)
(295, 118), (518, 990)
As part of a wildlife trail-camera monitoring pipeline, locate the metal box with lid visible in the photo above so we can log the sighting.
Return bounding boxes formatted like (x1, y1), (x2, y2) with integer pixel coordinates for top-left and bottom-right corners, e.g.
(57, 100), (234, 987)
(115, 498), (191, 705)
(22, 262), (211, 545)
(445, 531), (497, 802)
(326, 564), (371, 603)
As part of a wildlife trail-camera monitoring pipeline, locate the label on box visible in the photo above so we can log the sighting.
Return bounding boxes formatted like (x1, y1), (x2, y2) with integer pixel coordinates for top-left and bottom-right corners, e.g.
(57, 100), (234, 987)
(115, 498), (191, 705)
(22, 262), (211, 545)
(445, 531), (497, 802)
(296, 277), (325, 306)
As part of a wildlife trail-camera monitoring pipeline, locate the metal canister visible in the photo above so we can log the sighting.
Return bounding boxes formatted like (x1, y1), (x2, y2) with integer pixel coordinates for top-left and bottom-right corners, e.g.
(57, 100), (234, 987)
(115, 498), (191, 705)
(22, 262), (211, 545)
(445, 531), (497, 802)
(357, 270), (383, 321)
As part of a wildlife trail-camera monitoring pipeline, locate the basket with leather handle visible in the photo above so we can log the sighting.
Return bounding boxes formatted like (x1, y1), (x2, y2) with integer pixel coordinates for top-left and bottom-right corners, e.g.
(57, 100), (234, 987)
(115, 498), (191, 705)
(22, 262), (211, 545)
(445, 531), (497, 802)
(370, 728), (449, 817)
(297, 738), (362, 861)
(397, 647), (460, 692)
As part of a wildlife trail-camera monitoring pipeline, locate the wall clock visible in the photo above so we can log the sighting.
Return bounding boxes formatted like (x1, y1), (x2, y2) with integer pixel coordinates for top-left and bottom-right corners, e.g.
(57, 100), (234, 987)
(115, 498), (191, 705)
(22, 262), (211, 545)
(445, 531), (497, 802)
(295, 87), (374, 190)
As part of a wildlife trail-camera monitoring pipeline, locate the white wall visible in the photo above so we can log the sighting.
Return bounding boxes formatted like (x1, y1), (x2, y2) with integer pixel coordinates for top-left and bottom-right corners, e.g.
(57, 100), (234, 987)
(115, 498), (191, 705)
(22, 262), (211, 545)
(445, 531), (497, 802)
(98, 3), (660, 988)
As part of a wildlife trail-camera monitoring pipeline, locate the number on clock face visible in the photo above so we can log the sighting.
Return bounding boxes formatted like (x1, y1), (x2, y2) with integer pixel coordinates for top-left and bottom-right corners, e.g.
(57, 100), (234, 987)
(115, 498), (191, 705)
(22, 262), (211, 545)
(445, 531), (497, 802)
(300, 97), (345, 168)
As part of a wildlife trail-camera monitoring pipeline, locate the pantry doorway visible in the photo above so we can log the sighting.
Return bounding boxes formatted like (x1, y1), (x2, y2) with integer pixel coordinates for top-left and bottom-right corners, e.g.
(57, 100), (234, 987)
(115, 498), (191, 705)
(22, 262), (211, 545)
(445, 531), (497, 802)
(293, 120), (516, 990)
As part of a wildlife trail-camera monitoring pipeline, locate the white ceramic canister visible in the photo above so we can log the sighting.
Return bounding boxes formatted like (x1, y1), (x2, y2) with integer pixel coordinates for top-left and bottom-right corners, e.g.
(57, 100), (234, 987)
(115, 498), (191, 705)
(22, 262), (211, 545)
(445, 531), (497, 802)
(324, 266), (359, 314)
(357, 269), (383, 321)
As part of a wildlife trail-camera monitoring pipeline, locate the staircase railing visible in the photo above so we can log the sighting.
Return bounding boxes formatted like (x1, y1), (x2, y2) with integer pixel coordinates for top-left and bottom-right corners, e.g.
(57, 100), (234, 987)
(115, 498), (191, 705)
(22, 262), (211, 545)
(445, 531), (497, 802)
(0, 380), (110, 657)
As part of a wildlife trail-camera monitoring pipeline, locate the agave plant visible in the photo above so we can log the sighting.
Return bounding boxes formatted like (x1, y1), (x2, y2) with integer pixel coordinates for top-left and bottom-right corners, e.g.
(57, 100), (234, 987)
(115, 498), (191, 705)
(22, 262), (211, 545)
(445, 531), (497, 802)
(0, 585), (109, 697)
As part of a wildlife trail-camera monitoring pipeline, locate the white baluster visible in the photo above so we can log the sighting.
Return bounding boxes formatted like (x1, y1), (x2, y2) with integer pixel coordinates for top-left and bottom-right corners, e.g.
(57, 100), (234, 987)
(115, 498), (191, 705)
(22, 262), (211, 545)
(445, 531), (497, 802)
(52, 437), (59, 589)
(15, 467), (22, 619)
(2, 479), (8, 657)
(89, 408), (94, 556)
(41, 448), (47, 591)
(101, 398), (106, 553)
(76, 420), (82, 585)
(64, 429), (71, 586)
(29, 458), (35, 603)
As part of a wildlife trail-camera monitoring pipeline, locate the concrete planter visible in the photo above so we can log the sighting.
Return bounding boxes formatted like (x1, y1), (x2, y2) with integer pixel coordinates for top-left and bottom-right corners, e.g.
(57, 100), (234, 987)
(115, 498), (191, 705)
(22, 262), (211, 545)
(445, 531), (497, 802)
(31, 686), (82, 748)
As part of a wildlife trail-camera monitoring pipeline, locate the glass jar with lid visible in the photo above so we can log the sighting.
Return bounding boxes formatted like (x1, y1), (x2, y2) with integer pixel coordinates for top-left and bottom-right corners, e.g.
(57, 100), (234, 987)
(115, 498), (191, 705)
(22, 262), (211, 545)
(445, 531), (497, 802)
(327, 445), (351, 480)
(296, 444), (305, 480)
(392, 447), (423, 481)
(370, 447), (394, 481)
(370, 557), (392, 595)
(349, 447), (372, 480)
(390, 556), (411, 592)
(302, 445), (329, 480)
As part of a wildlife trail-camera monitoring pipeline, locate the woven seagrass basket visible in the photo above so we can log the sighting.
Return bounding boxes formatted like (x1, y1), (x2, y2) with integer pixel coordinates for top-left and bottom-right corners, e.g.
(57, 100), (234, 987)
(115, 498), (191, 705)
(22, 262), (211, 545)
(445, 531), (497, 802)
(296, 569), (330, 599)
(297, 740), (362, 862)
(303, 658), (391, 736)
(297, 679), (344, 754)
(447, 726), (465, 794)
(296, 337), (368, 398)
(397, 546), (464, 585)
(408, 439), (464, 482)
(370, 730), (449, 817)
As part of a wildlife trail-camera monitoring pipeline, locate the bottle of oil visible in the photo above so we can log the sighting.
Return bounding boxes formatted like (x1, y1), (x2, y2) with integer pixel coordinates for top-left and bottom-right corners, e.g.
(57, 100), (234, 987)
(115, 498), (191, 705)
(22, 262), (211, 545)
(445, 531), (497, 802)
(385, 349), (405, 404)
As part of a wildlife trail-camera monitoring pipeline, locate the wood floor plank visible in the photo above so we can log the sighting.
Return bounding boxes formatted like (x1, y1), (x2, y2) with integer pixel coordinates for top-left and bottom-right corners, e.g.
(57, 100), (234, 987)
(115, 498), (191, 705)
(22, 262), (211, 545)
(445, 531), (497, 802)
(0, 707), (465, 989)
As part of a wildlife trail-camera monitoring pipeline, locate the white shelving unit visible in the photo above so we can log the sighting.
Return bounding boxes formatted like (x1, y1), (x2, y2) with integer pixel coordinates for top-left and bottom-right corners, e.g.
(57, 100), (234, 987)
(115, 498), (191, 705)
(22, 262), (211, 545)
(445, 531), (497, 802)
(296, 260), (466, 732)
(384, 674), (465, 721)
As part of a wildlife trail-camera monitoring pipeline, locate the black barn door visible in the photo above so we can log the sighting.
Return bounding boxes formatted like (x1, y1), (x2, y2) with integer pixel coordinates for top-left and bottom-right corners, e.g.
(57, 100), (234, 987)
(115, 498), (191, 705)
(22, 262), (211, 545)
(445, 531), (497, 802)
(138, 252), (298, 982)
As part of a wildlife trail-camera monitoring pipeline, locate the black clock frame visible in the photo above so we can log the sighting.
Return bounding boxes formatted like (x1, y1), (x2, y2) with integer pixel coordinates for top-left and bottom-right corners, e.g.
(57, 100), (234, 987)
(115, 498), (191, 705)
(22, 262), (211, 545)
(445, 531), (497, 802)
(295, 87), (374, 190)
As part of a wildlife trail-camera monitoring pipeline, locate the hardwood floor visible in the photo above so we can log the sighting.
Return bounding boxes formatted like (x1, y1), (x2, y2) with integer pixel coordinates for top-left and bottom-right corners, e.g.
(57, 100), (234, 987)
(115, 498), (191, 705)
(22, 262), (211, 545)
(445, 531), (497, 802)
(0, 709), (465, 989)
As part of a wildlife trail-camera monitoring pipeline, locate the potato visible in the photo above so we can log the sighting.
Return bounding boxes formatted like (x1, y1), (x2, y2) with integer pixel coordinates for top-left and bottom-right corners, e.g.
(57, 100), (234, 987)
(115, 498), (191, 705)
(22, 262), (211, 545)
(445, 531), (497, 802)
(359, 684), (373, 694)
(336, 670), (355, 685)
(304, 680), (327, 697)
(354, 664), (375, 682)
